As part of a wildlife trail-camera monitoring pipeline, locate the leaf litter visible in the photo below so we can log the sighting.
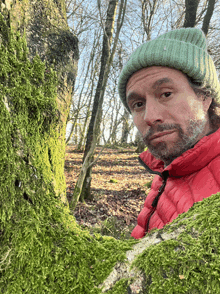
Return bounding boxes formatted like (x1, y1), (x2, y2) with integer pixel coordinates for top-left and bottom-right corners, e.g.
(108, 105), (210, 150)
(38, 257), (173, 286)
(65, 145), (154, 239)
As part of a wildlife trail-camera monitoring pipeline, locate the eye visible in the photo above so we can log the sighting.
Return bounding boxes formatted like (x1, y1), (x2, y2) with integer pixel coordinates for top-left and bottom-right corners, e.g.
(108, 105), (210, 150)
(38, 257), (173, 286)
(131, 101), (145, 112)
(134, 102), (144, 108)
(161, 92), (172, 98)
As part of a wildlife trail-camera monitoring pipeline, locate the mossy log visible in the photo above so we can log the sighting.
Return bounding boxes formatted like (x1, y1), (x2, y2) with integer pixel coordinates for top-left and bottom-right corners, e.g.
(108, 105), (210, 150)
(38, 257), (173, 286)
(99, 192), (220, 293)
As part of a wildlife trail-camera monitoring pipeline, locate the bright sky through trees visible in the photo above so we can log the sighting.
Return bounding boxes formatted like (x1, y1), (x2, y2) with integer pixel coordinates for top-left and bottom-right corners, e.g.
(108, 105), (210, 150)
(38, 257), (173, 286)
(65, 0), (220, 145)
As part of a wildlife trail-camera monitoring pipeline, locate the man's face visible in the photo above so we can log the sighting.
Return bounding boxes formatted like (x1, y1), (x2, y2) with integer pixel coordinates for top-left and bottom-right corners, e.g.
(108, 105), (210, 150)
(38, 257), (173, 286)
(126, 66), (212, 166)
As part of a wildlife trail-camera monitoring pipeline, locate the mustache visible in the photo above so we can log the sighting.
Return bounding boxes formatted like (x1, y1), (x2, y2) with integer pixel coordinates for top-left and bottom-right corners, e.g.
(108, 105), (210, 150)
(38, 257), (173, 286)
(143, 123), (181, 143)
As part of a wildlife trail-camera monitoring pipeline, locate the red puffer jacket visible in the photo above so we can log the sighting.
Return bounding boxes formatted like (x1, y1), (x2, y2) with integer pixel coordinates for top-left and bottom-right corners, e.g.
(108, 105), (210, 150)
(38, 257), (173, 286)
(131, 127), (220, 239)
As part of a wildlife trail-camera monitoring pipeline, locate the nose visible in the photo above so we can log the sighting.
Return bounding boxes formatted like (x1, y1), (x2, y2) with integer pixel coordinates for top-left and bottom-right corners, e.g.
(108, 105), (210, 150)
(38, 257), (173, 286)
(143, 100), (163, 126)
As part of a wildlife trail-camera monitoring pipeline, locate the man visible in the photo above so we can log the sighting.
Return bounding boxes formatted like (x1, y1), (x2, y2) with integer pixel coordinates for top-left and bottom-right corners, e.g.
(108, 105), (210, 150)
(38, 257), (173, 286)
(118, 27), (220, 239)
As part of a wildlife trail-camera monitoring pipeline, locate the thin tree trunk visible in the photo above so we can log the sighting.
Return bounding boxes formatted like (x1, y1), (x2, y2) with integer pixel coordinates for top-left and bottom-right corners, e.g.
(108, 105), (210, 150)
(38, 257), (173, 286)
(141, 0), (158, 40)
(183, 0), (200, 28)
(77, 105), (91, 151)
(77, 52), (100, 150)
(66, 31), (100, 144)
(135, 131), (146, 153)
(121, 109), (130, 144)
(80, 0), (127, 201)
(202, 0), (216, 35)
(83, 0), (119, 158)
(70, 0), (127, 207)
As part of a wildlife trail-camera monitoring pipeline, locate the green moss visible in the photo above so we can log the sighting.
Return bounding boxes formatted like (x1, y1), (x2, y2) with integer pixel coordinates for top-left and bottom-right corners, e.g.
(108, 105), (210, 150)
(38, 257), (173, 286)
(132, 192), (220, 293)
(1, 208), (133, 293)
(0, 15), (133, 293)
(144, 180), (153, 188)
(110, 178), (118, 183)
(106, 278), (130, 294)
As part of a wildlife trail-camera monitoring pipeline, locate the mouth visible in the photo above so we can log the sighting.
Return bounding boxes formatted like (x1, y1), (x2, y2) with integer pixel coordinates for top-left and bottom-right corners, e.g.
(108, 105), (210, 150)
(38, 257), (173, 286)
(149, 130), (176, 141)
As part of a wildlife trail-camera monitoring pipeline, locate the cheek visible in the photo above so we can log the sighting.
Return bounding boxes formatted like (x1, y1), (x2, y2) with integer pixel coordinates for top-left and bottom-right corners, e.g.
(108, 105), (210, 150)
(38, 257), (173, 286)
(172, 100), (198, 122)
(133, 113), (143, 126)
(132, 113), (146, 132)
(169, 104), (190, 123)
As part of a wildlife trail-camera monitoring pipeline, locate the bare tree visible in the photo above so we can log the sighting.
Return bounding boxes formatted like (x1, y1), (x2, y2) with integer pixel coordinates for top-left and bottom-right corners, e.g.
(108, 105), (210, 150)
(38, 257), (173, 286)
(183, 0), (216, 34)
(183, 0), (200, 28)
(70, 0), (127, 208)
(142, 0), (159, 39)
(121, 109), (130, 144)
(66, 29), (102, 144)
(202, 0), (217, 35)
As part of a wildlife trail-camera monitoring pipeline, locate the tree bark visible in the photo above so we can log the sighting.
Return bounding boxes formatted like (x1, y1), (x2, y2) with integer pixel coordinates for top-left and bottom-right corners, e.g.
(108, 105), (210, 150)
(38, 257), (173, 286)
(202, 0), (216, 35)
(183, 0), (200, 28)
(134, 131), (146, 153)
(0, 0), (88, 291)
(1, 0), (79, 204)
(121, 109), (130, 144)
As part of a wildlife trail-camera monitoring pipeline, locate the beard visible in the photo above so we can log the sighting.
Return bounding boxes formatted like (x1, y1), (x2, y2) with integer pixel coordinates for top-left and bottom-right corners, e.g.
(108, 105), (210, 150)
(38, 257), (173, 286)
(142, 119), (208, 166)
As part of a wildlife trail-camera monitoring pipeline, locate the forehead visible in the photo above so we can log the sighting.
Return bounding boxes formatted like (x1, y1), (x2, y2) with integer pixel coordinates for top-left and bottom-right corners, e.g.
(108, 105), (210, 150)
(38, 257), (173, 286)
(126, 66), (188, 96)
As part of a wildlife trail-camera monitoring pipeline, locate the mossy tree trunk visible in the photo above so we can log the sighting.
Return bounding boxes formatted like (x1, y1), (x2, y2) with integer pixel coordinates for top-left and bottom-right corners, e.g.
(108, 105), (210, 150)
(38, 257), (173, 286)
(98, 192), (220, 293)
(0, 0), (130, 292)
(0, 0), (78, 204)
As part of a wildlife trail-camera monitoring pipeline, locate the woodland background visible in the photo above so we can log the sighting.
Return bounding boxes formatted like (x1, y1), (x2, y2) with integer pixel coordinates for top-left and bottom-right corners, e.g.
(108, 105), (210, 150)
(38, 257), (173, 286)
(64, 0), (220, 233)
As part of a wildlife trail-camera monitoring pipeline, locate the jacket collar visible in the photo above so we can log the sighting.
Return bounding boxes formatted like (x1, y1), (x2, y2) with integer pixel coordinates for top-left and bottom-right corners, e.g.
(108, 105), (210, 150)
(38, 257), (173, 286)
(139, 127), (220, 177)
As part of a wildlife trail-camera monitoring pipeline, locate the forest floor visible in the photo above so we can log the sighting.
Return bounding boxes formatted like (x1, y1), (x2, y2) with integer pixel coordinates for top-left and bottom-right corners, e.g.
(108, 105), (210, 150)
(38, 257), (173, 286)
(64, 144), (155, 239)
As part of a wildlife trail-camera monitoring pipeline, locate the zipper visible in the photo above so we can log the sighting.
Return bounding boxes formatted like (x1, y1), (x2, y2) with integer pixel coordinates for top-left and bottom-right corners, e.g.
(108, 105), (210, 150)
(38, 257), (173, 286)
(151, 170), (169, 207)
(145, 208), (156, 234)
(138, 156), (169, 234)
(145, 170), (169, 234)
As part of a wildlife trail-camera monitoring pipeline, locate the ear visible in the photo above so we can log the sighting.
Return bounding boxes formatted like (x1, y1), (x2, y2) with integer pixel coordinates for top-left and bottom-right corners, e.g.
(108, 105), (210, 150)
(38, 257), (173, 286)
(202, 95), (212, 112)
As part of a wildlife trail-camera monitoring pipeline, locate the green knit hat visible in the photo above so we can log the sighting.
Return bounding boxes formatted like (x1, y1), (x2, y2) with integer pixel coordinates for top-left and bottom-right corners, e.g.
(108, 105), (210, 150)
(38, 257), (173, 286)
(118, 27), (220, 112)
